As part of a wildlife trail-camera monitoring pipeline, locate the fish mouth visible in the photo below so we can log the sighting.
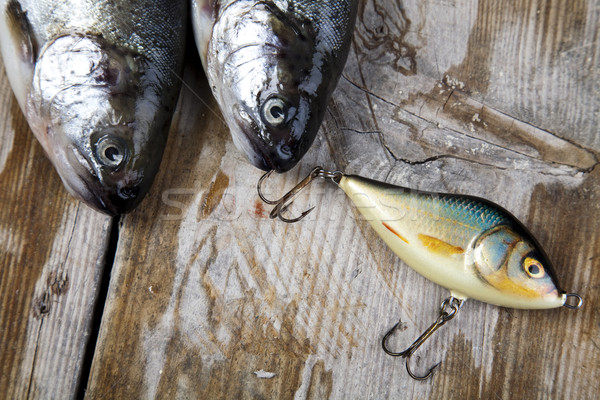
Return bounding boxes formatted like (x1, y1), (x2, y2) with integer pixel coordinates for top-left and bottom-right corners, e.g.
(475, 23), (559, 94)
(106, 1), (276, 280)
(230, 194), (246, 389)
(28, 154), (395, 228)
(58, 170), (142, 216)
(233, 119), (299, 173)
(64, 174), (143, 216)
(55, 146), (143, 215)
(231, 104), (308, 173)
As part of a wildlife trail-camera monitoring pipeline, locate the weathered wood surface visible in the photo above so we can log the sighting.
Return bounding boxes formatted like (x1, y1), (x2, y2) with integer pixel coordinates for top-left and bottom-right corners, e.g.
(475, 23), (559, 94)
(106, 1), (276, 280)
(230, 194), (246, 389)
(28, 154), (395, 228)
(1, 0), (599, 399)
(86, 0), (600, 398)
(0, 60), (113, 399)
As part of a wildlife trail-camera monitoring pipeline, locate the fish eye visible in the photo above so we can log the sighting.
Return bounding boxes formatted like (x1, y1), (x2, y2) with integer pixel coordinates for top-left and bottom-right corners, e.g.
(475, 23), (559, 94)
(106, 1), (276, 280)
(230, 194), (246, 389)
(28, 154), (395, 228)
(261, 97), (289, 128)
(95, 136), (129, 169)
(523, 257), (545, 278)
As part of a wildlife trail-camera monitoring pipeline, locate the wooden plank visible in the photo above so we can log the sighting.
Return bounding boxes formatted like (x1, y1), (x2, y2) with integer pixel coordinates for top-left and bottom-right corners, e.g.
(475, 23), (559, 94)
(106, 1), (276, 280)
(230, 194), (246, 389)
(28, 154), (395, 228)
(0, 58), (113, 398)
(85, 0), (599, 398)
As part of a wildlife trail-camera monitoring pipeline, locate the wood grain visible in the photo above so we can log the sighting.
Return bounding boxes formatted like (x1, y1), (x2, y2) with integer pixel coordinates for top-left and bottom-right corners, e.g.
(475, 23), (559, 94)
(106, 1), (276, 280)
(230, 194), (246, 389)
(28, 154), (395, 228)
(85, 0), (599, 399)
(0, 59), (113, 399)
(1, 0), (599, 399)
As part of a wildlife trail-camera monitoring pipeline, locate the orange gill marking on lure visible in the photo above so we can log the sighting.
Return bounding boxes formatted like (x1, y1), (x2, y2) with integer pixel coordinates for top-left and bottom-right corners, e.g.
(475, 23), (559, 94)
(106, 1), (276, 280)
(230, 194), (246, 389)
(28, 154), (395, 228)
(382, 222), (409, 244)
(484, 272), (548, 299)
(418, 234), (464, 256)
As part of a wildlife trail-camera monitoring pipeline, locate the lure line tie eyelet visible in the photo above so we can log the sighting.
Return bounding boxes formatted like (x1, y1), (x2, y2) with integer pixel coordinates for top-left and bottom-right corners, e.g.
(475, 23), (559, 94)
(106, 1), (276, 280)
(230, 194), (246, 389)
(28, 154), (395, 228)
(563, 293), (583, 309)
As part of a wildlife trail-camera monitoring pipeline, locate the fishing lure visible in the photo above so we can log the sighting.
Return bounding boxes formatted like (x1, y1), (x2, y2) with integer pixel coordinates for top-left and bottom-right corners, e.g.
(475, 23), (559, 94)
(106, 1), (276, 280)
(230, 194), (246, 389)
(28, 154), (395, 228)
(258, 166), (583, 380)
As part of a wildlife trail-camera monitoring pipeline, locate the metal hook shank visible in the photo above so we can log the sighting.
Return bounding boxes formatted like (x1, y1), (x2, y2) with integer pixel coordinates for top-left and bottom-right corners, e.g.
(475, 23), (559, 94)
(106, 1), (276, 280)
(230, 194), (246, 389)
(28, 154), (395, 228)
(257, 166), (342, 223)
(382, 296), (464, 381)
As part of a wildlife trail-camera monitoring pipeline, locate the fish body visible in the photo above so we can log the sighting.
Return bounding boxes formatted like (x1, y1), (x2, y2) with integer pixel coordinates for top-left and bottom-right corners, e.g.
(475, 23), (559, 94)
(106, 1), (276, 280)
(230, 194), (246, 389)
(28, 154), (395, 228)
(0, 0), (187, 214)
(192, 0), (358, 172)
(338, 175), (565, 309)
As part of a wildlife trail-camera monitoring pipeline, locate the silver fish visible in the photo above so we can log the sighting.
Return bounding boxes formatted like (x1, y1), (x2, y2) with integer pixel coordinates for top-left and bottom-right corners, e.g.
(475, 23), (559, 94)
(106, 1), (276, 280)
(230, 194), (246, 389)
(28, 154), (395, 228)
(192, 0), (358, 172)
(0, 0), (187, 215)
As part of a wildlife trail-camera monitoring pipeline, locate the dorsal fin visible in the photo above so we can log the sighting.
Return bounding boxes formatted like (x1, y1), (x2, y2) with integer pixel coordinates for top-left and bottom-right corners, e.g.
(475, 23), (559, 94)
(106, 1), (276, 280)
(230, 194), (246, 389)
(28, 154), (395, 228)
(5, 0), (37, 64)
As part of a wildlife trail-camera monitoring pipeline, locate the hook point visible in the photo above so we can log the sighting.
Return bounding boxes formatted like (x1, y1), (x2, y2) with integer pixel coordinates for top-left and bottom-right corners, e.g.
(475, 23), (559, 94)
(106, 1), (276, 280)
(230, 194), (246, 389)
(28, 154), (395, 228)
(406, 358), (441, 381)
(257, 167), (333, 223)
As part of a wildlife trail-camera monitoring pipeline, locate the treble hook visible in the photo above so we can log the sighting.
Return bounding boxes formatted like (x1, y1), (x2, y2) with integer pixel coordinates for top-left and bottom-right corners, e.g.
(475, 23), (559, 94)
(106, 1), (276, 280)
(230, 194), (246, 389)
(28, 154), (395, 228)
(257, 166), (342, 223)
(382, 296), (464, 380)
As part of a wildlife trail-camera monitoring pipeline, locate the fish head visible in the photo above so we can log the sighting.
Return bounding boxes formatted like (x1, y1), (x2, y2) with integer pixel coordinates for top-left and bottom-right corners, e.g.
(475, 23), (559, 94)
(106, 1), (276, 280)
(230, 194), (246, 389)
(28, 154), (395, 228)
(210, 2), (332, 172)
(471, 225), (563, 305)
(29, 34), (168, 215)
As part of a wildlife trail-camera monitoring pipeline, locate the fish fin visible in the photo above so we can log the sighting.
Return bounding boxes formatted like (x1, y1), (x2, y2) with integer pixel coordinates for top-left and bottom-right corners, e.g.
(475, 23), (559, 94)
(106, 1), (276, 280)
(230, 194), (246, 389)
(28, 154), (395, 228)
(418, 234), (464, 256)
(5, 0), (37, 64)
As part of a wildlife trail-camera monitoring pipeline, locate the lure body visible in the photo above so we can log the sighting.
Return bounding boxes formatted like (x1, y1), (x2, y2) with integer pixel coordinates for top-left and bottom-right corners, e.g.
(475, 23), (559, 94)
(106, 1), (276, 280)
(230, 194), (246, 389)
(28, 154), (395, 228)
(338, 175), (565, 309)
(191, 0), (358, 172)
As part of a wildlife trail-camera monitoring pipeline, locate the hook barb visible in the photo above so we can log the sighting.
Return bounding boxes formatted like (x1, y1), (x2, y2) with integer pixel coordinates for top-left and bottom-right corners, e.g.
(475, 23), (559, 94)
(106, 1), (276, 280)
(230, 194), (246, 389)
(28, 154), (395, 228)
(381, 296), (464, 381)
(257, 167), (342, 223)
(406, 359), (441, 381)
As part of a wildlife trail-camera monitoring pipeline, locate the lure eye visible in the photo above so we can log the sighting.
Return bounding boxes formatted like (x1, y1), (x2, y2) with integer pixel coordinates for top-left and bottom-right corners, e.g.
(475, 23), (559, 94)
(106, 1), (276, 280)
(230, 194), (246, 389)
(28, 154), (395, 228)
(95, 136), (129, 169)
(524, 257), (545, 278)
(261, 97), (289, 128)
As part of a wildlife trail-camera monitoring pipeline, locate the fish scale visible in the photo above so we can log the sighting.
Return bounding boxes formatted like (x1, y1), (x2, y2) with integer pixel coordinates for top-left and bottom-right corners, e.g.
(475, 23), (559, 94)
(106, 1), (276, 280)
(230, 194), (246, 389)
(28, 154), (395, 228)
(364, 184), (512, 249)
(273, 0), (356, 54)
(12, 0), (185, 91)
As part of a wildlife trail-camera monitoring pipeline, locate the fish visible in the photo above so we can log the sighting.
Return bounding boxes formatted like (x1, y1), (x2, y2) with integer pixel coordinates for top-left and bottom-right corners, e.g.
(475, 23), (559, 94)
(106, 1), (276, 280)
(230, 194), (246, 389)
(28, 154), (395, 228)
(191, 0), (358, 172)
(0, 0), (187, 215)
(338, 174), (567, 309)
